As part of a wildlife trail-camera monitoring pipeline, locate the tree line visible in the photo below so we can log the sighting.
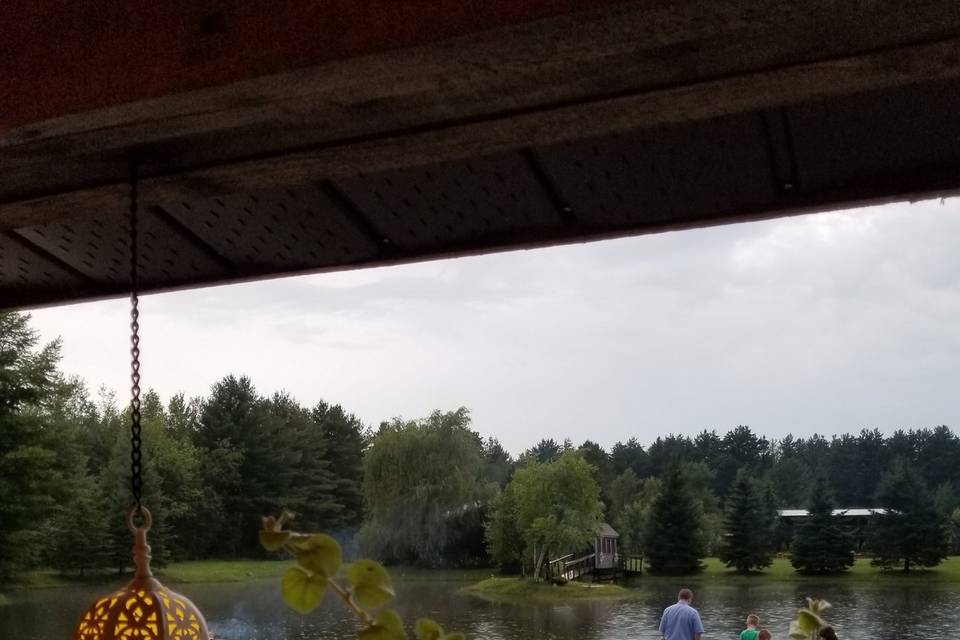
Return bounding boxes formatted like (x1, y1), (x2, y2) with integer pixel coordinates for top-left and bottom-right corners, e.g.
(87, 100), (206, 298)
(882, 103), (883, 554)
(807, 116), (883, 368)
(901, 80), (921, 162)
(0, 313), (365, 578)
(1, 311), (958, 579)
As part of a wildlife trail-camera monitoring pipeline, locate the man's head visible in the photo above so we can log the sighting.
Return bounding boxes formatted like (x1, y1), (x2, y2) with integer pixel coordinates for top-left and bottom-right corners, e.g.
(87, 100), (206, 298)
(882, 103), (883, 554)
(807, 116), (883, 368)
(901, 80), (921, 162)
(678, 588), (694, 603)
(747, 614), (760, 628)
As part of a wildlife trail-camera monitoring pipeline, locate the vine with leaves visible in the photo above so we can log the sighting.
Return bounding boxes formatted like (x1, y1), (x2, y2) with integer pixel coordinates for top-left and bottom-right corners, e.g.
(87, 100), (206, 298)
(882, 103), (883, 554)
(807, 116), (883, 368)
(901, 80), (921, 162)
(789, 598), (835, 640)
(260, 512), (464, 640)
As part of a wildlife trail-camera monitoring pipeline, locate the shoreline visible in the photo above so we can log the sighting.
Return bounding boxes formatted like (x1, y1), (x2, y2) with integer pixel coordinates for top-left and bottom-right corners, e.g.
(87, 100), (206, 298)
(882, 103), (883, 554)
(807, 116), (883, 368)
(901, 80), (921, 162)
(5, 556), (959, 596)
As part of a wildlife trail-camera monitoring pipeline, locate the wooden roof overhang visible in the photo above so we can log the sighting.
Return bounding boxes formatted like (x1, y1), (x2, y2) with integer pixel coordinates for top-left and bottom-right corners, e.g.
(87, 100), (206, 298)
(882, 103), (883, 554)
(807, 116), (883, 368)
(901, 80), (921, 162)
(3, 1), (960, 310)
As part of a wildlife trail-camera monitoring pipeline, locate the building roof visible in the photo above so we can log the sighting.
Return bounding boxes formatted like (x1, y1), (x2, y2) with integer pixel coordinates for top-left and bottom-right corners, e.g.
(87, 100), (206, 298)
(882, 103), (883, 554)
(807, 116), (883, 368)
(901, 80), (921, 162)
(597, 522), (620, 538)
(4, 2), (960, 310)
(778, 508), (888, 518)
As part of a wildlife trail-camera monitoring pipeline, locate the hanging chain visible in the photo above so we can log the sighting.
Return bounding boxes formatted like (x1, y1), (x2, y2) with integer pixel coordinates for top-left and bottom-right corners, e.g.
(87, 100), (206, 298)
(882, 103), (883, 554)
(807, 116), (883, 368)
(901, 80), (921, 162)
(129, 163), (143, 513)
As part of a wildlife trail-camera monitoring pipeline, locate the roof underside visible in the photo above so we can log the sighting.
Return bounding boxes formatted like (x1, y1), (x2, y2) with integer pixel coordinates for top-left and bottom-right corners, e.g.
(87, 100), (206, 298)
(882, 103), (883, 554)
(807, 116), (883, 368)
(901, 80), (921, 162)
(3, 1), (960, 310)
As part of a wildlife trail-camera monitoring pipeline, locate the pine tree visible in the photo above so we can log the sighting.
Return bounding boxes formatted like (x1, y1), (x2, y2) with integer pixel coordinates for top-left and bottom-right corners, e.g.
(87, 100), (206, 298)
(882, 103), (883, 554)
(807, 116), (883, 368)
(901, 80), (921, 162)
(0, 313), (63, 577)
(719, 468), (775, 573)
(313, 401), (367, 529)
(644, 465), (705, 574)
(870, 460), (949, 571)
(790, 475), (855, 573)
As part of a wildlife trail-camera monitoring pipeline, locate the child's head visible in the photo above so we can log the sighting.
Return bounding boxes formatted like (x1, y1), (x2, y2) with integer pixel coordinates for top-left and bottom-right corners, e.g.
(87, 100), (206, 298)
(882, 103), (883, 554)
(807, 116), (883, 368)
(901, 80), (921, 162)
(747, 614), (761, 628)
(758, 631), (772, 640)
(819, 627), (838, 640)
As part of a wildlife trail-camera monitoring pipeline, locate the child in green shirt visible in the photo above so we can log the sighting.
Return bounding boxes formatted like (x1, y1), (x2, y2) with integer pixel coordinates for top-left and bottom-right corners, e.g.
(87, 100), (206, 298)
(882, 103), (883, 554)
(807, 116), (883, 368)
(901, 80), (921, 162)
(740, 614), (761, 640)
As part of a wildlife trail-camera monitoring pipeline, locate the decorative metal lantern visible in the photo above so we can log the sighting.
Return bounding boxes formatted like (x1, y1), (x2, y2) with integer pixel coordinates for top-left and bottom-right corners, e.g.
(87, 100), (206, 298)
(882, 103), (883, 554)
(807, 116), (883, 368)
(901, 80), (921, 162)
(74, 507), (209, 640)
(73, 168), (211, 640)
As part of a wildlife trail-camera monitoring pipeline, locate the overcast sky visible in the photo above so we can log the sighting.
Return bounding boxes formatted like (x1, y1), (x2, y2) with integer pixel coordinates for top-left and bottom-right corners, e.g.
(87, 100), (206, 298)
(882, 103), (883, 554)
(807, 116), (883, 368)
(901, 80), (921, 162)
(29, 198), (960, 455)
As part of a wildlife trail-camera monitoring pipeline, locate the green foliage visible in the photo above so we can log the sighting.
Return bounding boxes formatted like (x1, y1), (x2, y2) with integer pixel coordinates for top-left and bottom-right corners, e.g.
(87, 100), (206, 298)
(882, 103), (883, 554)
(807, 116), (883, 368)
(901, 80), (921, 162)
(617, 477), (660, 556)
(262, 513), (461, 639)
(870, 460), (949, 571)
(0, 313), (65, 577)
(497, 451), (603, 578)
(788, 598), (833, 640)
(484, 484), (524, 571)
(719, 469), (776, 573)
(359, 408), (488, 566)
(644, 465), (705, 575)
(790, 476), (855, 573)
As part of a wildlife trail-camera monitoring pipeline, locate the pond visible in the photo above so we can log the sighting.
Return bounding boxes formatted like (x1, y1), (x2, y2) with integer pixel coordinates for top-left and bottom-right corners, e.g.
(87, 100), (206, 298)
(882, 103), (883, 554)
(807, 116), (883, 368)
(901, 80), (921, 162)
(3, 575), (958, 639)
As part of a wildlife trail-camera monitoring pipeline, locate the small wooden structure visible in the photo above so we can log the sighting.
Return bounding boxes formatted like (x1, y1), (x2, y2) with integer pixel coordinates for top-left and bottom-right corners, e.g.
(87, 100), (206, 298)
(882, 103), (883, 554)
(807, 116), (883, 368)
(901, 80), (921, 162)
(595, 522), (620, 569)
(543, 522), (642, 582)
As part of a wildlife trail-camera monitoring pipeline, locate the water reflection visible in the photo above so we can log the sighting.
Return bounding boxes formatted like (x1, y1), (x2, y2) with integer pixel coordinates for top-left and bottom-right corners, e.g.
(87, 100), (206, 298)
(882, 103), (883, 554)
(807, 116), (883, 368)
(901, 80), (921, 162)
(2, 576), (958, 639)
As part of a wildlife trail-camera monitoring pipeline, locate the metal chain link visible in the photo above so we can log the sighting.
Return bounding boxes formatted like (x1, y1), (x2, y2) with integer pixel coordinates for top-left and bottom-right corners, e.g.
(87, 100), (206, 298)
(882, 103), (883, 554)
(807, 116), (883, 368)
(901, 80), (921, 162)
(129, 164), (143, 512)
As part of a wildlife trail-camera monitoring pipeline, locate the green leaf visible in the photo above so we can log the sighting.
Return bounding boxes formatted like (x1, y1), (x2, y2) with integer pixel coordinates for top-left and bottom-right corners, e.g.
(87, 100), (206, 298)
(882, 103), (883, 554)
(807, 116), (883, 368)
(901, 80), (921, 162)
(294, 534), (342, 576)
(259, 530), (291, 551)
(358, 610), (408, 640)
(796, 609), (824, 634)
(788, 620), (811, 640)
(281, 566), (327, 614)
(415, 618), (443, 640)
(347, 559), (395, 609)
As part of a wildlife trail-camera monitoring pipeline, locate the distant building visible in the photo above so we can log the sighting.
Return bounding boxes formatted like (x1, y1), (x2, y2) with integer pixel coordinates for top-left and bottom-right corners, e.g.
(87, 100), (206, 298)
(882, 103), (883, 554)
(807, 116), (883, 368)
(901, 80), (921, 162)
(777, 508), (888, 551)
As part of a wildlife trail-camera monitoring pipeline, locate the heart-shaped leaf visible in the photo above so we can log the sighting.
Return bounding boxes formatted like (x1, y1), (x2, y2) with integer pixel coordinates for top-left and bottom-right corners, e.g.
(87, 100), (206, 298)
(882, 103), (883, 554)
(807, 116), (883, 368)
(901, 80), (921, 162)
(415, 618), (443, 640)
(259, 530), (291, 551)
(347, 559), (395, 609)
(294, 534), (342, 576)
(358, 610), (408, 640)
(796, 609), (824, 634)
(281, 566), (327, 614)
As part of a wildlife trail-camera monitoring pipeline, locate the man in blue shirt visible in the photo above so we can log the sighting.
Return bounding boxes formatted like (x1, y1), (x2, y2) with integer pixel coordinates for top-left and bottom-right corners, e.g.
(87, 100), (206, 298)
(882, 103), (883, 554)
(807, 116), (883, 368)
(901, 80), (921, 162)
(658, 588), (705, 640)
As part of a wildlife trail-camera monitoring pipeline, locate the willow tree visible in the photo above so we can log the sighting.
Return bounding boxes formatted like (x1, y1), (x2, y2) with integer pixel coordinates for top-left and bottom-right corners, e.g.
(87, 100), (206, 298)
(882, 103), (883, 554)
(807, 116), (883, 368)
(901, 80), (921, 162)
(359, 408), (487, 565)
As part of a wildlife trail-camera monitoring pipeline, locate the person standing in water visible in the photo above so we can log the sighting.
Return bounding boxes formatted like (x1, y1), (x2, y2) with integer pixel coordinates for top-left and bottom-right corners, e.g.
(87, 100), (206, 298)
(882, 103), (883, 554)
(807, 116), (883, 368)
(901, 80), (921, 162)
(741, 614), (761, 640)
(658, 588), (705, 640)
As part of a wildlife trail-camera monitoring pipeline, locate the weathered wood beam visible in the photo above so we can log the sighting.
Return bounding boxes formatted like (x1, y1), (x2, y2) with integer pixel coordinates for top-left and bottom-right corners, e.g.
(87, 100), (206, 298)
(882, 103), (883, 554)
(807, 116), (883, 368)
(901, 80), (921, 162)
(4, 34), (960, 231)
(2, 0), (628, 132)
(3, 1), (960, 201)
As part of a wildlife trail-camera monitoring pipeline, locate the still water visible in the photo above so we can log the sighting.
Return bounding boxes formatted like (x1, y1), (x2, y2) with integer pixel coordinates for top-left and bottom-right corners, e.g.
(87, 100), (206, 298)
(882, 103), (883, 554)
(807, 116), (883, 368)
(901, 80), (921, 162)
(3, 574), (959, 639)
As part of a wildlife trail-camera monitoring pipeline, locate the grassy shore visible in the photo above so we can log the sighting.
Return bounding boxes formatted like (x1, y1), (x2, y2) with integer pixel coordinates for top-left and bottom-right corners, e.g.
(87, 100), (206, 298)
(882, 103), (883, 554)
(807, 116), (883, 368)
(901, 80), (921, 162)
(462, 556), (960, 603)
(8, 555), (960, 594)
(694, 556), (960, 582)
(462, 576), (641, 603)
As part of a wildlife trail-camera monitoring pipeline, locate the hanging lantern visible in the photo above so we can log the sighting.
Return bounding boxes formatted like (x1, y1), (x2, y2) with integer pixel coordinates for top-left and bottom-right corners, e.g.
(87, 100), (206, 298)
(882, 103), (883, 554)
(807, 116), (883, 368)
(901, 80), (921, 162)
(73, 166), (211, 640)
(73, 507), (209, 640)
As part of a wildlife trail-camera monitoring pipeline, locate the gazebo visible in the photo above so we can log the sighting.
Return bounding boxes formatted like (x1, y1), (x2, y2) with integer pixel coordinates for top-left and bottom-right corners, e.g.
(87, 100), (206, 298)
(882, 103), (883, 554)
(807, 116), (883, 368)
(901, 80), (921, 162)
(595, 522), (621, 570)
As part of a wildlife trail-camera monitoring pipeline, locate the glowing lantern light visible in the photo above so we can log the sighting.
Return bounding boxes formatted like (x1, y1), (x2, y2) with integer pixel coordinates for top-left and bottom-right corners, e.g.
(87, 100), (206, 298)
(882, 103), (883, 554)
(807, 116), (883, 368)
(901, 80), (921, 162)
(73, 507), (210, 640)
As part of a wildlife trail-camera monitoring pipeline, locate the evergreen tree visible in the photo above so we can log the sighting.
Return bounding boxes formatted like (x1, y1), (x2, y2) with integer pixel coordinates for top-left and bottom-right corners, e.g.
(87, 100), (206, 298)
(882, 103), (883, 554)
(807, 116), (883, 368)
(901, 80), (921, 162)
(481, 437), (514, 488)
(644, 465), (705, 574)
(0, 313), (63, 577)
(790, 475), (854, 573)
(718, 468), (775, 573)
(313, 400), (367, 529)
(870, 460), (949, 571)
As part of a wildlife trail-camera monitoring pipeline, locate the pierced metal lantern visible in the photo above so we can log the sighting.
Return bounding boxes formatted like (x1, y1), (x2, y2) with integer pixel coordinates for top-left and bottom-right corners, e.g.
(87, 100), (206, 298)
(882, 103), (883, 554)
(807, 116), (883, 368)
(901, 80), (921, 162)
(73, 507), (210, 640)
